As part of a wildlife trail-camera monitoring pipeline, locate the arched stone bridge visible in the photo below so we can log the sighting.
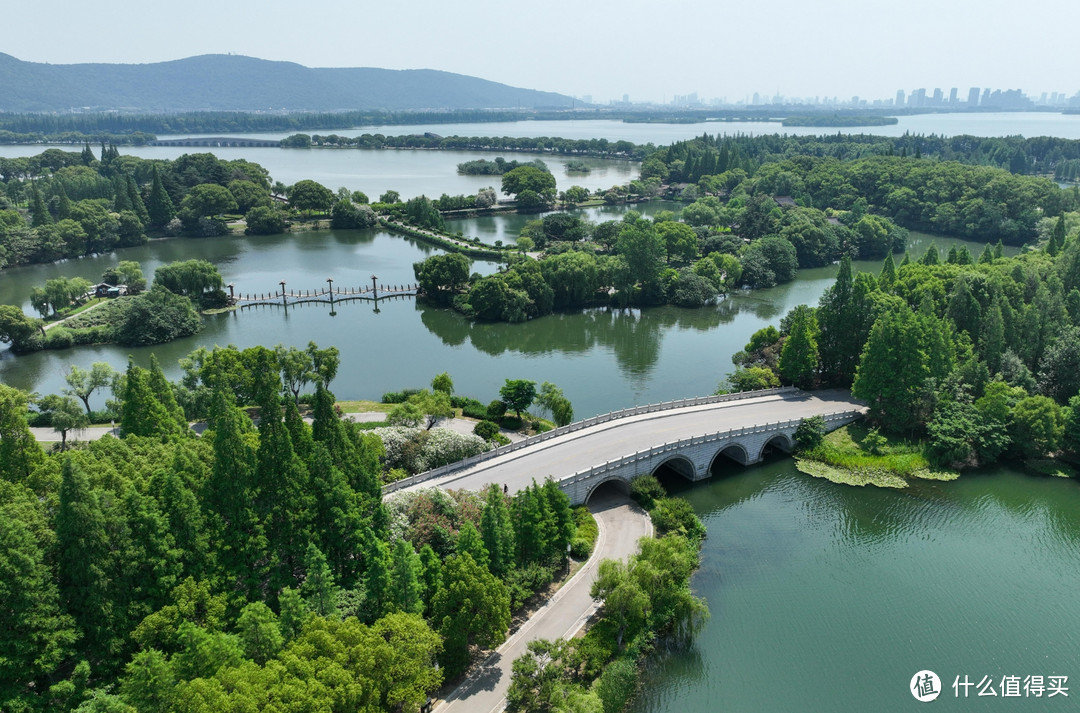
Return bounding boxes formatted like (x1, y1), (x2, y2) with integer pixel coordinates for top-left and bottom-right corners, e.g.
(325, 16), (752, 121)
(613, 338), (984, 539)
(387, 388), (865, 505)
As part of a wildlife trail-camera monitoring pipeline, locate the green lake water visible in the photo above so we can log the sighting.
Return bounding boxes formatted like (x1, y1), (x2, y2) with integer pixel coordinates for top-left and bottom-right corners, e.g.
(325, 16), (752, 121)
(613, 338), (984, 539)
(633, 460), (1080, 712)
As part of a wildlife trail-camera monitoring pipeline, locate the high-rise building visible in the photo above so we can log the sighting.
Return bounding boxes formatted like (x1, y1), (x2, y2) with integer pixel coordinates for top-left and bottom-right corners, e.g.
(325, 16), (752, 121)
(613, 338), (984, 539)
(896, 89), (905, 106)
(968, 87), (980, 106)
(981, 88), (991, 105)
(949, 88), (958, 104)
(932, 88), (944, 104)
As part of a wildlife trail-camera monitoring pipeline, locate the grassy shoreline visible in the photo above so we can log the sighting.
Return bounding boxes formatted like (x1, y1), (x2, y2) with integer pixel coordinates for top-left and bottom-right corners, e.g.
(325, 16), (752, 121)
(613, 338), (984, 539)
(797, 423), (958, 488)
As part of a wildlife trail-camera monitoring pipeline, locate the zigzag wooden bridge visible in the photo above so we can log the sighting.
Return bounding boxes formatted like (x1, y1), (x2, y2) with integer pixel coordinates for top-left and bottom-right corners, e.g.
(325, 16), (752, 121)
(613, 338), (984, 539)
(231, 281), (420, 309)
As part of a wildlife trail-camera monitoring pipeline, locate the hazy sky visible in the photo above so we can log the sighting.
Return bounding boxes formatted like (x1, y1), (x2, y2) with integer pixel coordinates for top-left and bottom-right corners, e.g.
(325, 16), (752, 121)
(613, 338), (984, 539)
(6, 0), (1078, 104)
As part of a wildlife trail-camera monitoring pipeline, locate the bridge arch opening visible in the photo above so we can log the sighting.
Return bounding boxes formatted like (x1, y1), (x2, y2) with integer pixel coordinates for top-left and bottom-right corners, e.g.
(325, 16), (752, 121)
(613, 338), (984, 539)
(710, 443), (751, 470)
(651, 455), (697, 483)
(758, 434), (794, 461)
(585, 477), (631, 507)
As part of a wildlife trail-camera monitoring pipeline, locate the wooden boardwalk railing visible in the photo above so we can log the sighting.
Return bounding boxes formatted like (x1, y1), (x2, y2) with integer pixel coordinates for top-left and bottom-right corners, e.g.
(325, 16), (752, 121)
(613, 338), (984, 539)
(233, 283), (420, 308)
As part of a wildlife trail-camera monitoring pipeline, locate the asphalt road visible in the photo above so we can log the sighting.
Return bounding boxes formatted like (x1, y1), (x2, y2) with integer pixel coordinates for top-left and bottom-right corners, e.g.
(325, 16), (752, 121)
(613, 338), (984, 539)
(404, 390), (863, 497)
(435, 488), (653, 713)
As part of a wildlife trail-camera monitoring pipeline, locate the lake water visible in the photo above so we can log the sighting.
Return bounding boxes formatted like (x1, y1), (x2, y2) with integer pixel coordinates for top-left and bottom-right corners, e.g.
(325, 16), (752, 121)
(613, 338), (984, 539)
(144, 112), (1080, 143)
(630, 460), (1080, 713)
(3, 113), (1079, 202)
(0, 210), (1014, 419)
(0, 145), (637, 201)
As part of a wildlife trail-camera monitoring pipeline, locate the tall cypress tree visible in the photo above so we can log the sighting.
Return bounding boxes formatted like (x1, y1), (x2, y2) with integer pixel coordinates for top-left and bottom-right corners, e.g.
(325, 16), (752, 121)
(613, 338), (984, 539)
(817, 256), (853, 385)
(117, 485), (181, 634)
(388, 539), (424, 615)
(0, 384), (44, 483)
(418, 544), (442, 616)
(981, 301), (1007, 374)
(0, 498), (78, 692)
(455, 521), (490, 571)
(312, 383), (381, 502)
(120, 360), (178, 439)
(853, 305), (930, 432)
(283, 398), (313, 460)
(252, 349), (311, 593)
(147, 165), (175, 227)
(1050, 215), (1066, 256)
(947, 276), (982, 341)
(541, 478), (574, 565)
(56, 457), (114, 662)
(918, 298), (956, 383)
(30, 183), (52, 227)
(204, 386), (263, 595)
(309, 442), (367, 586)
(113, 175), (133, 212)
(480, 484), (515, 577)
(127, 174), (150, 224)
(778, 304), (820, 389)
(878, 253), (897, 288)
(301, 543), (339, 618)
(147, 354), (188, 437)
(54, 182), (72, 220)
(362, 538), (392, 621)
(150, 466), (209, 580)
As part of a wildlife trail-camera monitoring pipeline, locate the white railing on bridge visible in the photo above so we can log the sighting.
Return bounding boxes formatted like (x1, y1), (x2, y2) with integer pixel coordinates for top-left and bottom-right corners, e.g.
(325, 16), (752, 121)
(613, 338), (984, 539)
(557, 409), (862, 493)
(383, 386), (801, 494)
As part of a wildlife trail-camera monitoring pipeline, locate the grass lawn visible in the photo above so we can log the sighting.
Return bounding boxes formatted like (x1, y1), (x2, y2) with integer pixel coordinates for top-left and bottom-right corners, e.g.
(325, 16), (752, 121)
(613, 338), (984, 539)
(796, 422), (958, 488)
(335, 400), (394, 414)
(45, 297), (107, 323)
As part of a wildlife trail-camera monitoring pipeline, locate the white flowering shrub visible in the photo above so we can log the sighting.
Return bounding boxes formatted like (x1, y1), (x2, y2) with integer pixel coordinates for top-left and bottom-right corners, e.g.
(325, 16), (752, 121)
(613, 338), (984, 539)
(371, 426), (489, 474)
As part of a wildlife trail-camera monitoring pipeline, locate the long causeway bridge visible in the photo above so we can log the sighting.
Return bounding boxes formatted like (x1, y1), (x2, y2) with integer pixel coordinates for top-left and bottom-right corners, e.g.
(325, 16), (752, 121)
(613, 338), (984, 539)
(388, 387), (865, 505)
(232, 282), (419, 308)
(152, 137), (281, 148)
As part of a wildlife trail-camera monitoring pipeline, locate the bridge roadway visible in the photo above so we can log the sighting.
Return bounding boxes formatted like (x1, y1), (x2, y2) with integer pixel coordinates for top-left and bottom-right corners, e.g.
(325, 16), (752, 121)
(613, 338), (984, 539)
(400, 389), (864, 500)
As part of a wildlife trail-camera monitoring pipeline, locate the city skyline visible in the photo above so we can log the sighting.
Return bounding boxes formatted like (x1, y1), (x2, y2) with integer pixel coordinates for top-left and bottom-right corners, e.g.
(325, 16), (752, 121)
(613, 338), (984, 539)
(607, 85), (1077, 110)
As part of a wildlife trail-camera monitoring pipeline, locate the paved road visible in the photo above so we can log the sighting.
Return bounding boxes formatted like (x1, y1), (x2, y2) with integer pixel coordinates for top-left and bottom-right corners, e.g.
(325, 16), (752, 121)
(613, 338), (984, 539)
(403, 390), (863, 497)
(436, 488), (652, 713)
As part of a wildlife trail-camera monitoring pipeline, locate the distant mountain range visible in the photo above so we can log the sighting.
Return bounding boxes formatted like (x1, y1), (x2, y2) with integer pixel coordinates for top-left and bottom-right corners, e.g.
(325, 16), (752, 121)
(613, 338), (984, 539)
(0, 53), (577, 113)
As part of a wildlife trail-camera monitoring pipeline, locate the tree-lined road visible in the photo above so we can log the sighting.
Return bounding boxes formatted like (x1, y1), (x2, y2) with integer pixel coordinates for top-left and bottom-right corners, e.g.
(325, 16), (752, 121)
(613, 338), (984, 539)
(436, 488), (652, 713)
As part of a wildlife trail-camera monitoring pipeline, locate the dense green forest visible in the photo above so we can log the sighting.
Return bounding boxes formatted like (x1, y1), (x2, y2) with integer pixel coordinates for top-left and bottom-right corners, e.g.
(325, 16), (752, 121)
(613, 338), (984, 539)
(0, 147), (381, 271)
(1, 344), (708, 711)
(0, 146), (274, 268)
(409, 146), (1080, 323)
(737, 220), (1080, 470)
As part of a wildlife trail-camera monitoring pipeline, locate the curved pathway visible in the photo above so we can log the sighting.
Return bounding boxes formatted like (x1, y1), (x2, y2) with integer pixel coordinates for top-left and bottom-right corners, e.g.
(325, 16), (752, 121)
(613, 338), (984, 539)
(436, 488), (652, 713)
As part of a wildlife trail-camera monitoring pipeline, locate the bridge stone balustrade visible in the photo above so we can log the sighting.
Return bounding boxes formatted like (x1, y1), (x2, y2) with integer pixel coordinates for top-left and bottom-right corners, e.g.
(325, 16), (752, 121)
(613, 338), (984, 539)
(382, 387), (801, 496)
(557, 410), (862, 505)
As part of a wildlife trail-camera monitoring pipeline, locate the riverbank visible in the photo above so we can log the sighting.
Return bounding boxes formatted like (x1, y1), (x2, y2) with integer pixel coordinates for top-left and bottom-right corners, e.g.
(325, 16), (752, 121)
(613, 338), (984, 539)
(795, 423), (957, 487)
(795, 422), (1077, 488)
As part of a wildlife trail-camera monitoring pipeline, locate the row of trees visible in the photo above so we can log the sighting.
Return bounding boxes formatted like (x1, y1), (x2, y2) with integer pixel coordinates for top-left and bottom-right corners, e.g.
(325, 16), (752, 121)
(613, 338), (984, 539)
(505, 475), (708, 713)
(0, 148), (274, 266)
(643, 138), (1077, 244)
(0, 339), (612, 710)
(734, 218), (1080, 467)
